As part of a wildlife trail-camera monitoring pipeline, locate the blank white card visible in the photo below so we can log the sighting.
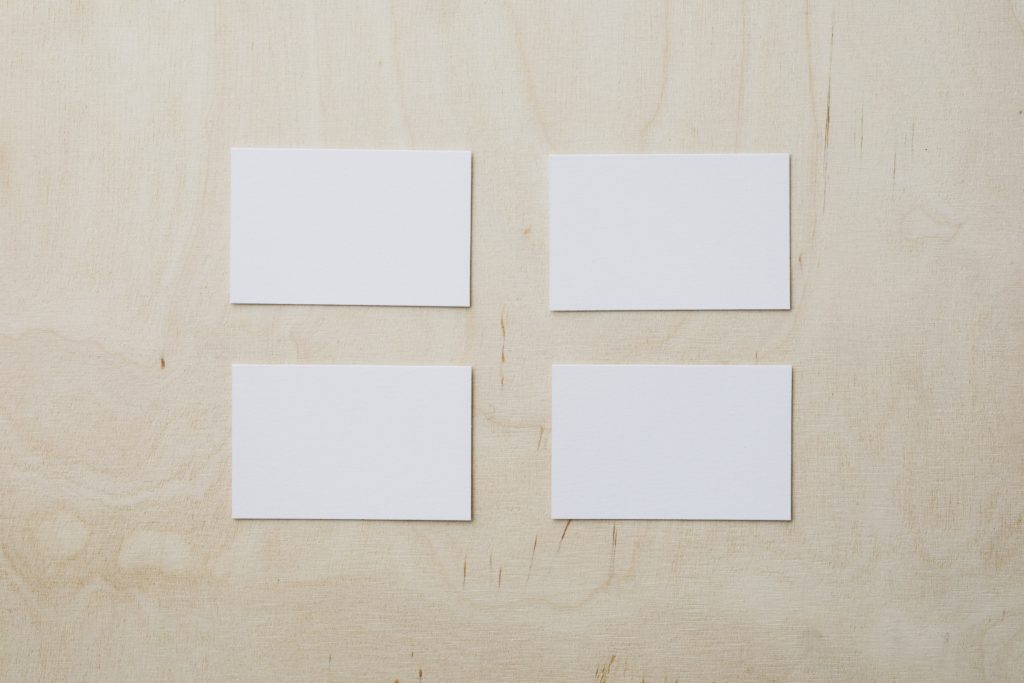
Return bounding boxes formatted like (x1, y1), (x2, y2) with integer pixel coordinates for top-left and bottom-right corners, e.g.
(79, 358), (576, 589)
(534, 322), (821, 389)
(552, 365), (791, 520)
(549, 154), (790, 310)
(231, 148), (470, 306)
(232, 365), (471, 520)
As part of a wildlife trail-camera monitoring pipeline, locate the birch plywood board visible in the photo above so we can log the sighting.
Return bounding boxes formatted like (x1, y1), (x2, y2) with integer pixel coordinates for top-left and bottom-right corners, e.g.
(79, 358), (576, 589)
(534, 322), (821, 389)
(2, 2), (1023, 680)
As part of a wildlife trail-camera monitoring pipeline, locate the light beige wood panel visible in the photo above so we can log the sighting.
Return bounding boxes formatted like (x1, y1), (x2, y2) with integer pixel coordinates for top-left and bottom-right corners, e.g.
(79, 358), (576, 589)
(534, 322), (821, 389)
(2, 1), (1022, 680)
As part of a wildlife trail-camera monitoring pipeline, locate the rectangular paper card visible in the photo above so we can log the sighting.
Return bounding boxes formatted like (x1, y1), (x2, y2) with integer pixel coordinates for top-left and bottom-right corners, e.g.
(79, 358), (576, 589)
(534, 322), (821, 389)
(551, 364), (791, 520)
(231, 148), (470, 306)
(232, 364), (472, 520)
(549, 153), (790, 310)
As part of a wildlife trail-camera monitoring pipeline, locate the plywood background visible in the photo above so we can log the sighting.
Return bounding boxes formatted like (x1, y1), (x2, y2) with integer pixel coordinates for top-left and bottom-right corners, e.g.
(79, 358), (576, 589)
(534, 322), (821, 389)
(2, 1), (1022, 680)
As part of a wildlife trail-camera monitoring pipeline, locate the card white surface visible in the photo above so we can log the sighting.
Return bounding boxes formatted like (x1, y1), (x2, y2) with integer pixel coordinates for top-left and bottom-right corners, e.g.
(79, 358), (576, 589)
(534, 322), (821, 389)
(232, 365), (471, 520)
(549, 154), (790, 310)
(551, 364), (791, 520)
(231, 148), (470, 306)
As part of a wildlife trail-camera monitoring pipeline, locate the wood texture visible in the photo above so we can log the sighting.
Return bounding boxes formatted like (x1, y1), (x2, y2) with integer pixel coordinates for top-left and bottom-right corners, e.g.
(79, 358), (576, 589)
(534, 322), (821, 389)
(2, 1), (1022, 680)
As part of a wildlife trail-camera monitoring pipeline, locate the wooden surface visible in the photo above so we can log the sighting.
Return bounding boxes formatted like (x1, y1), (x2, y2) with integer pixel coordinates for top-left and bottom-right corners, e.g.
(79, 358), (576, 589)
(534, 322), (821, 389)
(2, 2), (1022, 680)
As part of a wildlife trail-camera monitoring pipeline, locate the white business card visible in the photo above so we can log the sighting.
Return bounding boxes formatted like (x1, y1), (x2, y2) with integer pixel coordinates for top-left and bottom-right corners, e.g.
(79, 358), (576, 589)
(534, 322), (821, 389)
(231, 148), (470, 306)
(232, 364), (472, 520)
(552, 364), (791, 520)
(549, 153), (790, 310)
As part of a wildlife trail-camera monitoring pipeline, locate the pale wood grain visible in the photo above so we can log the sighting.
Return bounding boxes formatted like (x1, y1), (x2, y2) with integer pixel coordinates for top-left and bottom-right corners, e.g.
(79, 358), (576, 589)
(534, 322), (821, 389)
(1, 1), (1022, 680)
